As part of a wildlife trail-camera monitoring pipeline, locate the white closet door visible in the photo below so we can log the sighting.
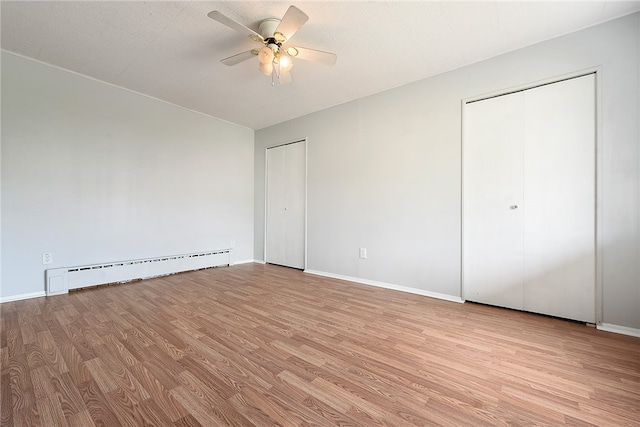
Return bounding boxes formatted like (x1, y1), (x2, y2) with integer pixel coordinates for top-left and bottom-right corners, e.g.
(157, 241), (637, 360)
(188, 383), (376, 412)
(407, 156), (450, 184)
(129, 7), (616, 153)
(283, 142), (306, 269)
(266, 146), (287, 266)
(266, 142), (306, 269)
(522, 75), (595, 322)
(463, 92), (524, 310)
(464, 74), (596, 323)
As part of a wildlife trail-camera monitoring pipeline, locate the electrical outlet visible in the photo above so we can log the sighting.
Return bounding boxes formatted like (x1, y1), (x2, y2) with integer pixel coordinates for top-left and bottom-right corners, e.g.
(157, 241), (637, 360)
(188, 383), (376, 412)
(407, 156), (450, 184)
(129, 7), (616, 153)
(42, 253), (53, 265)
(359, 248), (367, 259)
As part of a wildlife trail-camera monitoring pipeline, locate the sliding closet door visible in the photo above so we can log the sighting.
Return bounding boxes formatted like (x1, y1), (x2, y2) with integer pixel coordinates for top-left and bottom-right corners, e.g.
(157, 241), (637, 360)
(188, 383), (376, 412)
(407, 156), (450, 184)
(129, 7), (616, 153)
(464, 74), (595, 322)
(522, 75), (595, 322)
(266, 141), (306, 269)
(463, 92), (525, 310)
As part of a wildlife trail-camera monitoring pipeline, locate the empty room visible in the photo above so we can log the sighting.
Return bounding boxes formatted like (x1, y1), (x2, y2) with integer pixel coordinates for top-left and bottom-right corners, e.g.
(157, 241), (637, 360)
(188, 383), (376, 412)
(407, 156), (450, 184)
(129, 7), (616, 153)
(1, 1), (639, 426)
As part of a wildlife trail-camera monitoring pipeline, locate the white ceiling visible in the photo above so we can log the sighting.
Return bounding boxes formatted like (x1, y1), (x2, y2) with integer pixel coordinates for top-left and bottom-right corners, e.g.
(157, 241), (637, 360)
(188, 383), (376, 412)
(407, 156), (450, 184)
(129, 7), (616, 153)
(2, 1), (639, 130)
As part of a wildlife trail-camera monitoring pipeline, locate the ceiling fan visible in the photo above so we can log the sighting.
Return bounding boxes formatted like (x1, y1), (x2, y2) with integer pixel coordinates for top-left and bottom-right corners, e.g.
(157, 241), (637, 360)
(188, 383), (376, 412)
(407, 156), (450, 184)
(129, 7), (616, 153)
(207, 5), (337, 84)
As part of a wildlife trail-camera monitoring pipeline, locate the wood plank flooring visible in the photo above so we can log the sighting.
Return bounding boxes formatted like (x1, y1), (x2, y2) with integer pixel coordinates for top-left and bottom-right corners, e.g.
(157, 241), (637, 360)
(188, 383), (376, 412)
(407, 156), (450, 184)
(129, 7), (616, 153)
(1, 263), (639, 426)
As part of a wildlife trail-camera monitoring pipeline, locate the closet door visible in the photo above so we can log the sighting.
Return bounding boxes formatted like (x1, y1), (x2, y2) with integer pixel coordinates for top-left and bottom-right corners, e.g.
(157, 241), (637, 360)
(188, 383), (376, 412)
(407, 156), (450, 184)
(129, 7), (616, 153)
(464, 74), (595, 322)
(463, 91), (524, 310)
(266, 141), (306, 269)
(522, 75), (595, 322)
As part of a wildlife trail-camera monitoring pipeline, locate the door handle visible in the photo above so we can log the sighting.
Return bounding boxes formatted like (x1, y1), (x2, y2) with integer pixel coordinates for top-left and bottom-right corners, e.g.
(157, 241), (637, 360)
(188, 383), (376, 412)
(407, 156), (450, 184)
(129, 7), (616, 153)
(511, 204), (519, 209)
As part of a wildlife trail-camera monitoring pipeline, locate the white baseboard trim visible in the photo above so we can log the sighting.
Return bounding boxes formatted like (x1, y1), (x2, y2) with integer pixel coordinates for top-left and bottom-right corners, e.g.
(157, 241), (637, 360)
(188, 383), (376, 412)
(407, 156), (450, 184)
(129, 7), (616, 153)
(597, 323), (640, 338)
(0, 291), (47, 304)
(252, 260), (266, 265)
(304, 269), (464, 304)
(232, 259), (257, 265)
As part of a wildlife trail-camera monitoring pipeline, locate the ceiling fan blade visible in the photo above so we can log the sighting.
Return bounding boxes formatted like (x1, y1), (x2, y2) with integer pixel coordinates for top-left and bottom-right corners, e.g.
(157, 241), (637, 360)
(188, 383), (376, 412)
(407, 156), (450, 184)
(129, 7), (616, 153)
(287, 46), (337, 66)
(274, 6), (308, 42)
(221, 49), (258, 66)
(208, 11), (263, 42)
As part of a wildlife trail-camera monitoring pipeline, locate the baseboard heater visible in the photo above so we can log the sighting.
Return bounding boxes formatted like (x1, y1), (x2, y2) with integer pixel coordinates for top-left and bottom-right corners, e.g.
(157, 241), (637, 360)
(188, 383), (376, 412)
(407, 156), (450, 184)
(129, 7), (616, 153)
(45, 249), (231, 296)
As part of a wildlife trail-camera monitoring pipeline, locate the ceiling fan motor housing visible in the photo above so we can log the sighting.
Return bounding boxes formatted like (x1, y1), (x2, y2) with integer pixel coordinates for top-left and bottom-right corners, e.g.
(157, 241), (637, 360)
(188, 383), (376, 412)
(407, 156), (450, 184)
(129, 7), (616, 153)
(259, 18), (281, 40)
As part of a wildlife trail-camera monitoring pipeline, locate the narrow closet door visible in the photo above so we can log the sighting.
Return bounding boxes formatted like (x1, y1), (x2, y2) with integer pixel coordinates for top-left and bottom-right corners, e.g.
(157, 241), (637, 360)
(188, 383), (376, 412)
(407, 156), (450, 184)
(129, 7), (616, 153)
(282, 141), (306, 269)
(523, 74), (595, 322)
(266, 145), (287, 266)
(463, 92), (525, 310)
(266, 141), (306, 269)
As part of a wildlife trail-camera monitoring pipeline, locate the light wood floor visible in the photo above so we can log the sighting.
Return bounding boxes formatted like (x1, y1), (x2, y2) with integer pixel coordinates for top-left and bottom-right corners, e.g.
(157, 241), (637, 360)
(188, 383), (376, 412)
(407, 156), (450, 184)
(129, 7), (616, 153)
(1, 263), (639, 426)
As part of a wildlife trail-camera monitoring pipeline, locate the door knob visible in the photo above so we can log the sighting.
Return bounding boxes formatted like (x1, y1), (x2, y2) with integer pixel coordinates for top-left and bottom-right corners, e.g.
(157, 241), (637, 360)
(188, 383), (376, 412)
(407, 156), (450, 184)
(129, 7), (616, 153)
(511, 204), (519, 209)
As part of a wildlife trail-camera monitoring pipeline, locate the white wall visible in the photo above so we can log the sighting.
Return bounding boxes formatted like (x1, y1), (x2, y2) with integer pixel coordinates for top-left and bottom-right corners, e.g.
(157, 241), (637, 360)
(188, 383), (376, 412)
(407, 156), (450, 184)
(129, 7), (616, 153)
(1, 51), (254, 301)
(255, 13), (640, 330)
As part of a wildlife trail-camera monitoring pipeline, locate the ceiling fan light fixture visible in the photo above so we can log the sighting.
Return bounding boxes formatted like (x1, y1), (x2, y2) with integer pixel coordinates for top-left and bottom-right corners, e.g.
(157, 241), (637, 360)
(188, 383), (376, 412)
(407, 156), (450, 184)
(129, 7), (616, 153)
(258, 46), (274, 65)
(279, 54), (293, 73)
(259, 60), (274, 76)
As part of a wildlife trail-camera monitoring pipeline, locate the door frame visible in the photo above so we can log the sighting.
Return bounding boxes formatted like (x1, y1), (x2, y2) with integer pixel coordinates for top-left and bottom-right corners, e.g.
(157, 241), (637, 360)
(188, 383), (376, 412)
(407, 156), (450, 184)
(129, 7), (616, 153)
(264, 139), (308, 270)
(461, 67), (603, 325)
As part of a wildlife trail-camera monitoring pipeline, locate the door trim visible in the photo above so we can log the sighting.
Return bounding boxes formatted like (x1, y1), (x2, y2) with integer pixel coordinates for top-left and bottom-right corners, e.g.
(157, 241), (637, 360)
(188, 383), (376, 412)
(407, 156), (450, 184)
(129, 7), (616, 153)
(264, 139), (308, 270)
(461, 67), (602, 325)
